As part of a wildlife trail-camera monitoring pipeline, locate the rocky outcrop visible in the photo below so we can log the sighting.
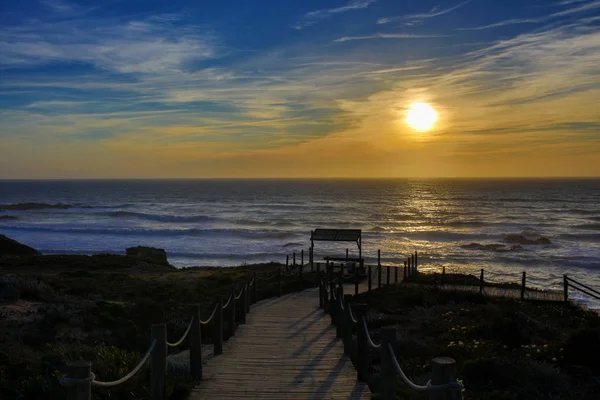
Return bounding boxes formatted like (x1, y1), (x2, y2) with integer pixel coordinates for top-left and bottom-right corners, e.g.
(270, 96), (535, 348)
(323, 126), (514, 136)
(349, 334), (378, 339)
(126, 246), (168, 265)
(0, 234), (41, 257)
(0, 203), (72, 211)
(461, 243), (525, 252)
(503, 235), (551, 245)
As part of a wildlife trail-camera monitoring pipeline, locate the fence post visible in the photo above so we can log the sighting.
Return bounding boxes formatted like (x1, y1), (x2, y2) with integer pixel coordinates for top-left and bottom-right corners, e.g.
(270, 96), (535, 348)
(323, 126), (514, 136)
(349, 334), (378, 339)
(278, 268), (282, 297)
(479, 269), (484, 295)
(329, 280), (337, 324)
(301, 249), (304, 266)
(65, 361), (91, 400)
(415, 251), (418, 271)
(319, 279), (324, 309)
(229, 288), (236, 336)
(404, 260), (407, 280)
(354, 304), (368, 382)
(286, 254), (289, 269)
(521, 271), (526, 300)
(386, 266), (391, 285)
(299, 262), (303, 284)
(342, 294), (353, 357)
(380, 326), (397, 400)
(293, 252), (296, 266)
(563, 275), (569, 302)
(188, 307), (202, 380)
(368, 265), (372, 292)
(336, 287), (344, 338)
(239, 285), (247, 324)
(394, 266), (398, 284)
(245, 279), (251, 314)
(151, 323), (168, 399)
(378, 260), (382, 289)
(214, 297), (223, 355)
(355, 266), (359, 296)
(429, 357), (461, 400)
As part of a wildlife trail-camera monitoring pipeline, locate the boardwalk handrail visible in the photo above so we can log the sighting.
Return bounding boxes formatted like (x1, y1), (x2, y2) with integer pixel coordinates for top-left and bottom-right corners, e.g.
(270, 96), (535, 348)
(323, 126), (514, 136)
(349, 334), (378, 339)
(199, 302), (219, 325)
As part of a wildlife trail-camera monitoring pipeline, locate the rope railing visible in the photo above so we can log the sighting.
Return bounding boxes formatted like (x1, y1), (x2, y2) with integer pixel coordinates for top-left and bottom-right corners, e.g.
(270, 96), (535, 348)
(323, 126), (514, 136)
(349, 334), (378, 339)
(222, 292), (233, 309)
(200, 302), (219, 325)
(61, 340), (157, 389)
(167, 318), (194, 347)
(318, 249), (464, 399)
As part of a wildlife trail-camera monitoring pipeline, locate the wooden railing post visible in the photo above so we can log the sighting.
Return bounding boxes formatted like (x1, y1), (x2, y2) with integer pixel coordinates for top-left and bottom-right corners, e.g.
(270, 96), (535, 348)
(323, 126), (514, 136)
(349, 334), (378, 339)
(239, 285), (247, 324)
(252, 272), (257, 304)
(386, 266), (391, 285)
(429, 357), (461, 400)
(336, 287), (343, 337)
(245, 280), (251, 314)
(368, 265), (372, 292)
(342, 294), (353, 357)
(563, 275), (569, 302)
(151, 323), (168, 398)
(65, 361), (91, 400)
(214, 297), (223, 355)
(479, 269), (484, 295)
(286, 255), (289, 269)
(380, 326), (397, 400)
(293, 252), (296, 266)
(301, 249), (304, 266)
(299, 262), (303, 285)
(354, 304), (368, 382)
(229, 288), (236, 336)
(278, 268), (282, 297)
(188, 307), (202, 380)
(521, 271), (526, 300)
(354, 266), (359, 296)
(404, 260), (407, 280)
(415, 251), (418, 271)
(329, 280), (336, 324)
(394, 266), (398, 284)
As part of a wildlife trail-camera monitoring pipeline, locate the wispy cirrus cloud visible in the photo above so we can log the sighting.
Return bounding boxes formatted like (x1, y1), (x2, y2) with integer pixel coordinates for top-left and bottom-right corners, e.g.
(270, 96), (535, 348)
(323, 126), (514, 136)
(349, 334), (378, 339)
(334, 33), (448, 42)
(377, 0), (471, 25)
(292, 0), (376, 29)
(458, 0), (600, 30)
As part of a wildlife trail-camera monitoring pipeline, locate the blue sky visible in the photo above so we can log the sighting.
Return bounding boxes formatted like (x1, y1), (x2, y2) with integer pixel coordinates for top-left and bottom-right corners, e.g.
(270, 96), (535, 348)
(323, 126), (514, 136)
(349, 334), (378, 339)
(1, 0), (599, 178)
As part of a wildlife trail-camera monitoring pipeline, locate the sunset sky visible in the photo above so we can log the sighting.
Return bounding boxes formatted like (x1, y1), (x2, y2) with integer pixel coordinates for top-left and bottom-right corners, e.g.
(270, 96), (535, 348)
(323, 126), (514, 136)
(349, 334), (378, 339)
(1, 0), (599, 178)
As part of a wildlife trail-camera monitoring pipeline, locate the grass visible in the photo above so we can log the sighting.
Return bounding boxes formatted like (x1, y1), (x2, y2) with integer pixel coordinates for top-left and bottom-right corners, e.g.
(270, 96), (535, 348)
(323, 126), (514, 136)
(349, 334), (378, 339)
(354, 284), (600, 400)
(0, 255), (320, 400)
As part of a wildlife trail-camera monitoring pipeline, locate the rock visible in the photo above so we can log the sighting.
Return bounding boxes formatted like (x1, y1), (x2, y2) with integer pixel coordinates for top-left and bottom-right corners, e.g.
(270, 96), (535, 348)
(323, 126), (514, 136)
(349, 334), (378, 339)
(0, 202), (72, 211)
(461, 243), (525, 252)
(503, 235), (551, 245)
(126, 246), (168, 264)
(0, 234), (40, 257)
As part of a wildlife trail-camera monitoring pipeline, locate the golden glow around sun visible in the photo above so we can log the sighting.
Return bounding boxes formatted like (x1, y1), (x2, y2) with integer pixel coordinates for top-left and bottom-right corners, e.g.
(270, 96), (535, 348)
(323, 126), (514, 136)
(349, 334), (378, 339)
(406, 102), (438, 132)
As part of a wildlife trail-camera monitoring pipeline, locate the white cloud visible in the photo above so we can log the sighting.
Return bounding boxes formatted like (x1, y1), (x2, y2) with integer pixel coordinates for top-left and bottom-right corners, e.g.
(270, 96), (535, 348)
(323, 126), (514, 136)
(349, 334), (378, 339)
(293, 0), (376, 29)
(377, 0), (471, 25)
(334, 33), (448, 42)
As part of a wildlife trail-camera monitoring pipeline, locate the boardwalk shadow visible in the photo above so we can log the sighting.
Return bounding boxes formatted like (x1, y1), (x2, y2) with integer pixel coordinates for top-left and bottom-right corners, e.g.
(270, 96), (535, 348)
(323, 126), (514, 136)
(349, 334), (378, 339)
(290, 324), (333, 358)
(291, 336), (339, 387)
(287, 312), (324, 339)
(287, 308), (320, 329)
(307, 355), (360, 400)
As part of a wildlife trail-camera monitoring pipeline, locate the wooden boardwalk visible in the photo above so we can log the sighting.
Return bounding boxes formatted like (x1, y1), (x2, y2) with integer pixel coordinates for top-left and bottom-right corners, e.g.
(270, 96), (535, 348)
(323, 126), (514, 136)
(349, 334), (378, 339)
(189, 287), (371, 400)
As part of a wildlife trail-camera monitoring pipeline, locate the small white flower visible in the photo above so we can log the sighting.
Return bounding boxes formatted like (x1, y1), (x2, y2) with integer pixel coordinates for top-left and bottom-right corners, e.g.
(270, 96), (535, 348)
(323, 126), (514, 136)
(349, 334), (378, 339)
(552, 357), (557, 362)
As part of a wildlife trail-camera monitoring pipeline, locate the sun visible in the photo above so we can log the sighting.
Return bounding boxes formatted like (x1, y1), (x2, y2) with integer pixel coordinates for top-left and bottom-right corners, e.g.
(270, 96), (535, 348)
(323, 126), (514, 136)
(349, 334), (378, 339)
(406, 102), (438, 132)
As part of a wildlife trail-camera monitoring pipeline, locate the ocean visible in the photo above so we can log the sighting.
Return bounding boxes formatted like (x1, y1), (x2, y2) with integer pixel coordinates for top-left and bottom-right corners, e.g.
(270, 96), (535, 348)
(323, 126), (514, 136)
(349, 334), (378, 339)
(1, 179), (599, 306)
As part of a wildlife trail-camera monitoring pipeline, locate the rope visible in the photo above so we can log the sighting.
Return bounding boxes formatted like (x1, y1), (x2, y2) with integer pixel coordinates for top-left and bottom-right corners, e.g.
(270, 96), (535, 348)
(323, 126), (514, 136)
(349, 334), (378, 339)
(347, 303), (357, 325)
(167, 318), (194, 347)
(256, 271), (279, 281)
(200, 302), (219, 325)
(387, 344), (464, 392)
(222, 293), (233, 309)
(61, 340), (156, 388)
(362, 317), (380, 349)
(234, 287), (244, 300)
